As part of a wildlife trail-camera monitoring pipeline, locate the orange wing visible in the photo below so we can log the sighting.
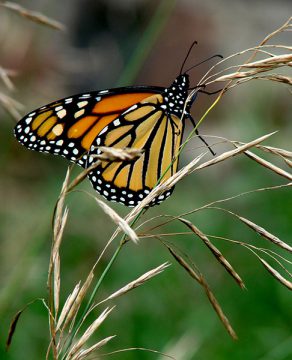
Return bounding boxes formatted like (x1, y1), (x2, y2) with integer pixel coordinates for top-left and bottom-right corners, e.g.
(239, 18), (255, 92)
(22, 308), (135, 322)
(14, 89), (160, 167)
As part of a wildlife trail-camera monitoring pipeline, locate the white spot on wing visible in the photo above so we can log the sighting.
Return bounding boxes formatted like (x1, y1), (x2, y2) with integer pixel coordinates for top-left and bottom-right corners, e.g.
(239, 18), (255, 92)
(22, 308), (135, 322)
(77, 101), (88, 108)
(57, 109), (66, 119)
(74, 109), (85, 118)
(99, 126), (108, 135)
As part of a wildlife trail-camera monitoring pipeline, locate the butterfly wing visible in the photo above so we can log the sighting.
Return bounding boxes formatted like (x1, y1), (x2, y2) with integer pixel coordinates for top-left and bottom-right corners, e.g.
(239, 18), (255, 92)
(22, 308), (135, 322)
(87, 93), (184, 207)
(14, 87), (163, 167)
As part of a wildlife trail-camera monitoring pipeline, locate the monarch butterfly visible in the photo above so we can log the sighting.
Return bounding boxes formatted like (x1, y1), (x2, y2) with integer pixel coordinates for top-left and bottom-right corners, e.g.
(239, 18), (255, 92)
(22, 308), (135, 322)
(14, 45), (218, 207)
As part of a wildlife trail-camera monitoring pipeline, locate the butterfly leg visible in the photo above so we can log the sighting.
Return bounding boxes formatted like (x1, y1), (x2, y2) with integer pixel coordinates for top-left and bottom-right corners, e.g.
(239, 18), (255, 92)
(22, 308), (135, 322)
(187, 114), (216, 156)
(169, 115), (182, 136)
(198, 88), (223, 95)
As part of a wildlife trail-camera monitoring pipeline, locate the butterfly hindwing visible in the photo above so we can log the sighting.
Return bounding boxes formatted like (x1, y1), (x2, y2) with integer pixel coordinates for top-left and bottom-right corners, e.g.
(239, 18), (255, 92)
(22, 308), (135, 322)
(87, 94), (185, 206)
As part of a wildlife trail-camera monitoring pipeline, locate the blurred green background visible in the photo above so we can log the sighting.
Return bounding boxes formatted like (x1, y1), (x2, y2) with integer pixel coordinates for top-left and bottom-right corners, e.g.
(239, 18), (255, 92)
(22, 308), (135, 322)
(0, 0), (291, 359)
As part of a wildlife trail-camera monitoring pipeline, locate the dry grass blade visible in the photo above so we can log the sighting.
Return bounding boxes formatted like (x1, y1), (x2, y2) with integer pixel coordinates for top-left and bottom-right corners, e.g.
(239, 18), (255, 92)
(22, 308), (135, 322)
(52, 208), (68, 316)
(283, 158), (292, 168)
(61, 271), (95, 334)
(194, 132), (277, 172)
(47, 169), (71, 358)
(205, 54), (292, 88)
(56, 283), (81, 331)
(241, 54), (292, 68)
(101, 347), (175, 359)
(0, 66), (15, 90)
(238, 216), (292, 253)
(6, 299), (49, 351)
(6, 310), (22, 351)
(95, 198), (139, 243)
(1, 1), (66, 31)
(54, 252), (61, 315)
(71, 335), (116, 360)
(101, 263), (170, 303)
(208, 206), (292, 253)
(256, 74), (292, 85)
(244, 144), (292, 160)
(199, 17), (292, 92)
(66, 161), (100, 193)
(95, 146), (144, 161)
(67, 307), (115, 358)
(243, 150), (292, 181)
(0, 92), (24, 120)
(50, 177), (70, 279)
(178, 218), (245, 289)
(166, 244), (237, 340)
(258, 259), (292, 290)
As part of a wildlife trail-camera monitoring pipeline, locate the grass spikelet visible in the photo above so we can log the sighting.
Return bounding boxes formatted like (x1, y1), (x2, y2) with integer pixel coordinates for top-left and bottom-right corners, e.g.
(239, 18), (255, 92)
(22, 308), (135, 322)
(258, 259), (292, 290)
(0, 92), (24, 120)
(237, 216), (292, 253)
(165, 244), (238, 340)
(95, 146), (144, 161)
(95, 198), (139, 244)
(1, 1), (66, 31)
(56, 283), (81, 331)
(60, 271), (95, 334)
(178, 218), (245, 289)
(66, 307), (115, 358)
(70, 335), (116, 360)
(101, 262), (170, 302)
(242, 150), (292, 181)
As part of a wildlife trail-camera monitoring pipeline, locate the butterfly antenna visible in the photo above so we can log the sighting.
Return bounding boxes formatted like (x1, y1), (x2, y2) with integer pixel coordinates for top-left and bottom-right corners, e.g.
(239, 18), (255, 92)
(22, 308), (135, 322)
(179, 40), (198, 75)
(184, 54), (223, 74)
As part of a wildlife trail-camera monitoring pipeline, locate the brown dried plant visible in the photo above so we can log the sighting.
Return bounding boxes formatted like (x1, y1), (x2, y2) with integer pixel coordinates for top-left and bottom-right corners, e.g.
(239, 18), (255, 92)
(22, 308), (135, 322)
(6, 16), (292, 360)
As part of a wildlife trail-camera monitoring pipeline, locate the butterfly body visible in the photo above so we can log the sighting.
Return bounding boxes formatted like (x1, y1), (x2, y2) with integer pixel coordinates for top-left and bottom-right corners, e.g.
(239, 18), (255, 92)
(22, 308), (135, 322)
(14, 73), (196, 206)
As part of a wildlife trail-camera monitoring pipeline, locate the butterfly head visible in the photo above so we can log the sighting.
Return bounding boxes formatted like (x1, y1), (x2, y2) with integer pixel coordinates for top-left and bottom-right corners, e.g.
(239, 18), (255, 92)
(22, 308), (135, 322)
(162, 74), (190, 117)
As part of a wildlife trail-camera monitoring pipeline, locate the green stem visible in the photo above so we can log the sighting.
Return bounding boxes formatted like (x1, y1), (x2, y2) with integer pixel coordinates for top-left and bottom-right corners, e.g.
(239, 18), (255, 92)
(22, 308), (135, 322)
(116, 0), (176, 86)
(61, 242), (124, 359)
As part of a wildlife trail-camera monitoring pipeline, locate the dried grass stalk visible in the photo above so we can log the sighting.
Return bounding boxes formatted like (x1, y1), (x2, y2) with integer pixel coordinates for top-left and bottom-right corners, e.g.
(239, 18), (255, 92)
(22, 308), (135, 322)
(0, 66), (15, 90)
(95, 146), (144, 161)
(0, 92), (24, 120)
(207, 206), (292, 254)
(179, 218), (245, 289)
(1, 1), (66, 31)
(95, 198), (139, 243)
(237, 216), (292, 253)
(56, 283), (81, 331)
(54, 252), (61, 315)
(243, 150), (292, 181)
(197, 17), (291, 94)
(70, 335), (116, 360)
(66, 307), (114, 358)
(61, 271), (95, 333)
(101, 263), (170, 302)
(258, 259), (292, 290)
(66, 161), (100, 193)
(166, 245), (237, 340)
(241, 144), (292, 160)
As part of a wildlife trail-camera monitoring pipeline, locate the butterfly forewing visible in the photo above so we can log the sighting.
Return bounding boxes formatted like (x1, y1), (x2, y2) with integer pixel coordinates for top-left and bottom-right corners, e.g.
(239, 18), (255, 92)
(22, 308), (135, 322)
(14, 89), (160, 167)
